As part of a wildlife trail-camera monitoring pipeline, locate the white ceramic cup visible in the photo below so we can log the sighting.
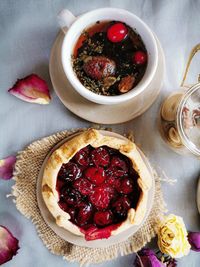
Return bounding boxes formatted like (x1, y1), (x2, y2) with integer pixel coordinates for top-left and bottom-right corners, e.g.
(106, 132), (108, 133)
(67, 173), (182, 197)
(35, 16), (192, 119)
(58, 8), (158, 105)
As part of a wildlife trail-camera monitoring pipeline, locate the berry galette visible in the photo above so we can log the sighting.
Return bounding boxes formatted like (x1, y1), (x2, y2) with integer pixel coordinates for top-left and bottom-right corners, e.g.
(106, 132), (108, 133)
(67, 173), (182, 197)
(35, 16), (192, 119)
(42, 129), (152, 241)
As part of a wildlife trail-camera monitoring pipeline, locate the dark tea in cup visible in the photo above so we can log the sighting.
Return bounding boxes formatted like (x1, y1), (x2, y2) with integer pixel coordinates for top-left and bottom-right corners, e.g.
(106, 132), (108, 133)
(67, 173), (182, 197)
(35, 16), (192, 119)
(72, 21), (148, 96)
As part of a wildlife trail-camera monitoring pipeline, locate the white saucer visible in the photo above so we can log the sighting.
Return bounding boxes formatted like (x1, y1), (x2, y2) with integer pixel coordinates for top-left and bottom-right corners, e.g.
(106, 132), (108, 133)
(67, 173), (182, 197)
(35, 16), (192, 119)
(49, 32), (165, 124)
(37, 130), (155, 248)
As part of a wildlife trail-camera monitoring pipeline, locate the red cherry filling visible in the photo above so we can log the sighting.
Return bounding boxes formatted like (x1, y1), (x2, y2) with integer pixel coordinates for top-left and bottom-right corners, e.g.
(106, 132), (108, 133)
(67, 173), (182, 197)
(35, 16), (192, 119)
(106, 155), (129, 178)
(77, 202), (93, 226)
(58, 162), (81, 182)
(116, 178), (133, 194)
(91, 147), (110, 167)
(84, 166), (105, 185)
(56, 144), (141, 240)
(89, 184), (114, 209)
(110, 156), (128, 171)
(112, 196), (131, 219)
(60, 187), (82, 206)
(74, 146), (90, 167)
(106, 176), (121, 189)
(94, 211), (113, 226)
(133, 51), (147, 65)
(107, 22), (128, 43)
(73, 178), (94, 195)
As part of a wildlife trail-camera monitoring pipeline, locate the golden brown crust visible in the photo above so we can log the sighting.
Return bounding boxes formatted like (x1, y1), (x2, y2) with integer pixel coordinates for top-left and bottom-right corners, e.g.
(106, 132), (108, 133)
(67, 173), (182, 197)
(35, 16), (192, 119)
(42, 129), (152, 237)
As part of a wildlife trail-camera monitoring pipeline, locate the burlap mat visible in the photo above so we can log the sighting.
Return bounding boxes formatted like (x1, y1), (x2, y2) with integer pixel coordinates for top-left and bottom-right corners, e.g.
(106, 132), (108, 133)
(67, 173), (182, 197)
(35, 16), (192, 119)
(11, 128), (166, 266)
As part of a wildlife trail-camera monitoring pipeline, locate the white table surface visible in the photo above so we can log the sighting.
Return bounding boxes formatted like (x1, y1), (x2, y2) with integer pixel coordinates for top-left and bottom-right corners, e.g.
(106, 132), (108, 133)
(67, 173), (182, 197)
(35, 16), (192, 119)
(0, 0), (199, 266)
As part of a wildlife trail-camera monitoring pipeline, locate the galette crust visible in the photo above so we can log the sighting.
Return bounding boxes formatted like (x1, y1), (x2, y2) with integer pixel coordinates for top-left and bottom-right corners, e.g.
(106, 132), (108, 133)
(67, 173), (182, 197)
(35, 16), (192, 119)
(42, 129), (152, 238)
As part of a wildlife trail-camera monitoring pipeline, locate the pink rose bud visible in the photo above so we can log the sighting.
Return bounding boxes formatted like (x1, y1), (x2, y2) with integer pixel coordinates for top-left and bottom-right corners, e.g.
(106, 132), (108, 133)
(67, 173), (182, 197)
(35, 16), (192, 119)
(188, 232), (200, 252)
(0, 155), (16, 180)
(0, 225), (19, 264)
(134, 248), (165, 267)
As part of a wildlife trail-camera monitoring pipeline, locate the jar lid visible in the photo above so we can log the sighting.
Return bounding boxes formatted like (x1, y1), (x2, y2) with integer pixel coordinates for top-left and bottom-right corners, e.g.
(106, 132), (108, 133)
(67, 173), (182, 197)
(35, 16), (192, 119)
(177, 83), (200, 156)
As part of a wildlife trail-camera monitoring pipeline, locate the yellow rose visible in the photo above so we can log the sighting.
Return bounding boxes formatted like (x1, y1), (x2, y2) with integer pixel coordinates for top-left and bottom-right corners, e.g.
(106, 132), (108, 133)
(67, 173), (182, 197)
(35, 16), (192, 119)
(157, 214), (191, 258)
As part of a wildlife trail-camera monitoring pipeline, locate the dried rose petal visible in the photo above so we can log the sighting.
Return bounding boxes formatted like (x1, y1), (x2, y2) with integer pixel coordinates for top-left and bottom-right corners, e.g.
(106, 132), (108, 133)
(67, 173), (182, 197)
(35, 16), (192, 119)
(0, 156), (16, 180)
(134, 248), (165, 267)
(8, 74), (51, 104)
(0, 225), (19, 264)
(188, 232), (200, 252)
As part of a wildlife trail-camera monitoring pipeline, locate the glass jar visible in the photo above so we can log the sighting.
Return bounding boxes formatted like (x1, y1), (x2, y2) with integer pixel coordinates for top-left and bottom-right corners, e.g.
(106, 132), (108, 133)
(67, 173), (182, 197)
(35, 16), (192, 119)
(159, 44), (200, 158)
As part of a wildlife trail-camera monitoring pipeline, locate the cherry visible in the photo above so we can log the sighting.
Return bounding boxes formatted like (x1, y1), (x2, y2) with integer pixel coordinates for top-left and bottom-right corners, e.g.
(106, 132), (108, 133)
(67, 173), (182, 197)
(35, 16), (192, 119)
(133, 51), (147, 65)
(106, 176), (121, 189)
(106, 167), (128, 179)
(60, 187), (82, 206)
(107, 22), (128, 43)
(84, 166), (105, 185)
(110, 156), (128, 171)
(89, 184), (114, 210)
(91, 146), (110, 167)
(74, 146), (90, 167)
(73, 178), (94, 195)
(58, 162), (81, 182)
(116, 178), (133, 194)
(112, 196), (131, 219)
(107, 156), (128, 177)
(94, 211), (113, 226)
(77, 202), (93, 226)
